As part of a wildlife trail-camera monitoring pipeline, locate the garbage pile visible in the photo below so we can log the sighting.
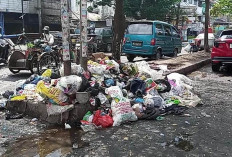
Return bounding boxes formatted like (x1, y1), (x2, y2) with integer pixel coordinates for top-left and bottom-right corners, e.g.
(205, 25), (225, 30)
(0, 56), (201, 130)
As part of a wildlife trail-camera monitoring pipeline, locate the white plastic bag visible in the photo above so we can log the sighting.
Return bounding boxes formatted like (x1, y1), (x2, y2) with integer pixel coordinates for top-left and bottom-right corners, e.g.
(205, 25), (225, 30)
(167, 73), (201, 107)
(105, 60), (120, 73)
(57, 75), (82, 95)
(111, 97), (138, 126)
(22, 84), (37, 100)
(136, 61), (164, 80)
(105, 86), (123, 98)
(59, 63), (84, 76)
(184, 43), (191, 52)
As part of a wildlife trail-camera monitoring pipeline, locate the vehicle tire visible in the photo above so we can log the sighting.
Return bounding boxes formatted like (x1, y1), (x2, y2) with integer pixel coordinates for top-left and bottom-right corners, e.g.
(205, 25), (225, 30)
(37, 54), (58, 75)
(30, 56), (38, 74)
(127, 55), (135, 62)
(106, 44), (112, 52)
(212, 64), (220, 72)
(171, 48), (178, 57)
(9, 69), (20, 74)
(155, 50), (162, 60)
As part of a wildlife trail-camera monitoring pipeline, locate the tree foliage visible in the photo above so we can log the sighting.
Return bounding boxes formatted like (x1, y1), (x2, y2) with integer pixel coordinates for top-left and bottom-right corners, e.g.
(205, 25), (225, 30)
(211, 0), (232, 17)
(97, 0), (181, 21)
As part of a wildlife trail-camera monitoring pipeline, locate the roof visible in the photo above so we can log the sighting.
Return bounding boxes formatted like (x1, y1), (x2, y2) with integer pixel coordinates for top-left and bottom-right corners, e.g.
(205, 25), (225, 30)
(129, 20), (170, 25)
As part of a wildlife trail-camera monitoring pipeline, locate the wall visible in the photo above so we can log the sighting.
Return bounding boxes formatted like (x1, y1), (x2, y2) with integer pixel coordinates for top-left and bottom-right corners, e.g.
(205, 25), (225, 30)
(0, 0), (37, 14)
(41, 0), (61, 30)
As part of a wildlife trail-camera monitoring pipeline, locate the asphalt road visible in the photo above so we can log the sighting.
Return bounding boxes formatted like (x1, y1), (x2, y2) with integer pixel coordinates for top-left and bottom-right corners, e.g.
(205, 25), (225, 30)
(1, 64), (232, 157)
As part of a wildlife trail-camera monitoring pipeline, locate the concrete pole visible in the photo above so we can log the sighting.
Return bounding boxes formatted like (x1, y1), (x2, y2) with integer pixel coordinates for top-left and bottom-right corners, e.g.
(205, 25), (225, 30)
(61, 0), (71, 76)
(80, 0), (88, 70)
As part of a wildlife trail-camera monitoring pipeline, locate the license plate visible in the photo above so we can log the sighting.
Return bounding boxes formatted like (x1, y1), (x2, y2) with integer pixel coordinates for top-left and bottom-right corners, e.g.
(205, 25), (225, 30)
(132, 42), (142, 47)
(230, 44), (232, 48)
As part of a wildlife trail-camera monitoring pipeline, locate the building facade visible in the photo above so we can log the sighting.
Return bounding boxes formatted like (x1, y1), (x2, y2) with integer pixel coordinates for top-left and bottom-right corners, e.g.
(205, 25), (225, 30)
(0, 0), (40, 35)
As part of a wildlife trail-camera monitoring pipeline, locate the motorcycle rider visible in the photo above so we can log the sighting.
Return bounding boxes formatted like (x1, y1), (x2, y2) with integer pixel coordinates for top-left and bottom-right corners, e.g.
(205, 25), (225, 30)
(41, 26), (54, 52)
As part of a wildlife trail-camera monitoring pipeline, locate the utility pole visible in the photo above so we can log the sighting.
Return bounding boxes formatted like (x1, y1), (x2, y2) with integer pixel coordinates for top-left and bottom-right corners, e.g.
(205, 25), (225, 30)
(204, 0), (210, 52)
(61, 0), (71, 76)
(80, 0), (88, 70)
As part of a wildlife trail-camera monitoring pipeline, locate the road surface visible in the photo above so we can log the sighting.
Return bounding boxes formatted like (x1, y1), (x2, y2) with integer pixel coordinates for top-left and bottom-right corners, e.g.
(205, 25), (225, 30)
(1, 63), (232, 156)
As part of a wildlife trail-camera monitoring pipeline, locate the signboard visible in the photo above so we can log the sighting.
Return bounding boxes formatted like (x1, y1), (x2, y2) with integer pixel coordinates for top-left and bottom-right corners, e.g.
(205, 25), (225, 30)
(106, 18), (112, 27)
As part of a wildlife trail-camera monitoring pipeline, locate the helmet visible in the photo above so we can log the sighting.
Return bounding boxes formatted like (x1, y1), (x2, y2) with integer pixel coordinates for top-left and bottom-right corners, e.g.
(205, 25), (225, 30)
(43, 26), (50, 31)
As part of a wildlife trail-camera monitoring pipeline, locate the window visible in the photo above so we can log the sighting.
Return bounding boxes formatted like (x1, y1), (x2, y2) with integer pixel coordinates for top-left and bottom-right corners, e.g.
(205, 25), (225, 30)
(164, 25), (171, 36)
(172, 27), (179, 37)
(156, 24), (164, 36)
(104, 29), (112, 36)
(194, 0), (197, 5)
(127, 23), (153, 35)
(198, 1), (202, 7)
(95, 28), (103, 35)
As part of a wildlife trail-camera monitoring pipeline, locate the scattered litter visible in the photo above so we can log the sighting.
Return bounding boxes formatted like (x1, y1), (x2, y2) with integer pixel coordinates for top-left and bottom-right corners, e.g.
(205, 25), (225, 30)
(65, 123), (71, 129)
(201, 112), (211, 118)
(156, 116), (165, 121)
(160, 133), (165, 136)
(31, 118), (38, 122)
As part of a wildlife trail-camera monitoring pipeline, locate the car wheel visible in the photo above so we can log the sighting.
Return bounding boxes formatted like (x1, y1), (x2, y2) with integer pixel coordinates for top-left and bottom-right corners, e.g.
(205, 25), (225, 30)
(155, 50), (162, 60)
(107, 44), (112, 52)
(212, 64), (220, 72)
(9, 69), (20, 74)
(127, 55), (135, 62)
(171, 48), (178, 57)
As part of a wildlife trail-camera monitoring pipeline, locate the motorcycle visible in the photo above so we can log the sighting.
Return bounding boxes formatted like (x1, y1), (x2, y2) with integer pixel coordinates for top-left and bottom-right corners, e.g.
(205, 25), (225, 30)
(7, 36), (41, 74)
(35, 39), (62, 75)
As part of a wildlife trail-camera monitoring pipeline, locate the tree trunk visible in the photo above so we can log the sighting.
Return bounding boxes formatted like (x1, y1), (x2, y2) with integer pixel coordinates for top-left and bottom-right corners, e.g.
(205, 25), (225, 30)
(176, 2), (180, 28)
(204, 0), (210, 52)
(112, 0), (125, 62)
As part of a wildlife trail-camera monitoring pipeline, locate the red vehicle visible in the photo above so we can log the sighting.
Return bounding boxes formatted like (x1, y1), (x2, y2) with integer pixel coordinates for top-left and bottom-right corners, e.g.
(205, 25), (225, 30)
(211, 30), (232, 72)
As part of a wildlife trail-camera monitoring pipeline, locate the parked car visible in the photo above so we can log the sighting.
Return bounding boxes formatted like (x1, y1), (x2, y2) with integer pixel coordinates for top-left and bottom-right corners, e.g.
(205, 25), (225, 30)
(122, 21), (182, 62)
(95, 27), (113, 52)
(211, 29), (232, 72)
(194, 33), (215, 50)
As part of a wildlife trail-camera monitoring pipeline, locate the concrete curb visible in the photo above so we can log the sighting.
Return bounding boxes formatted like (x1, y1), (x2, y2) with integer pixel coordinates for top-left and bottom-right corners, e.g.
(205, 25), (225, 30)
(164, 58), (211, 76)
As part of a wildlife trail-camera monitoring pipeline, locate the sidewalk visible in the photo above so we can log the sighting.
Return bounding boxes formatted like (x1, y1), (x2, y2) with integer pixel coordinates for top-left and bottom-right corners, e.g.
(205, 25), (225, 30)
(147, 51), (211, 75)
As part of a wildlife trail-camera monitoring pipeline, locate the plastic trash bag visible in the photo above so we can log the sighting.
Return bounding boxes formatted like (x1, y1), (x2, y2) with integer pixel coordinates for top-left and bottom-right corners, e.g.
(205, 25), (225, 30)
(88, 60), (108, 75)
(166, 73), (201, 107)
(36, 80), (68, 105)
(121, 63), (138, 76)
(11, 95), (27, 101)
(92, 110), (113, 128)
(22, 84), (37, 100)
(184, 43), (191, 52)
(135, 61), (164, 80)
(42, 69), (52, 77)
(105, 60), (120, 73)
(111, 97), (138, 126)
(105, 86), (123, 98)
(60, 63), (84, 76)
(129, 79), (146, 96)
(57, 75), (82, 95)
